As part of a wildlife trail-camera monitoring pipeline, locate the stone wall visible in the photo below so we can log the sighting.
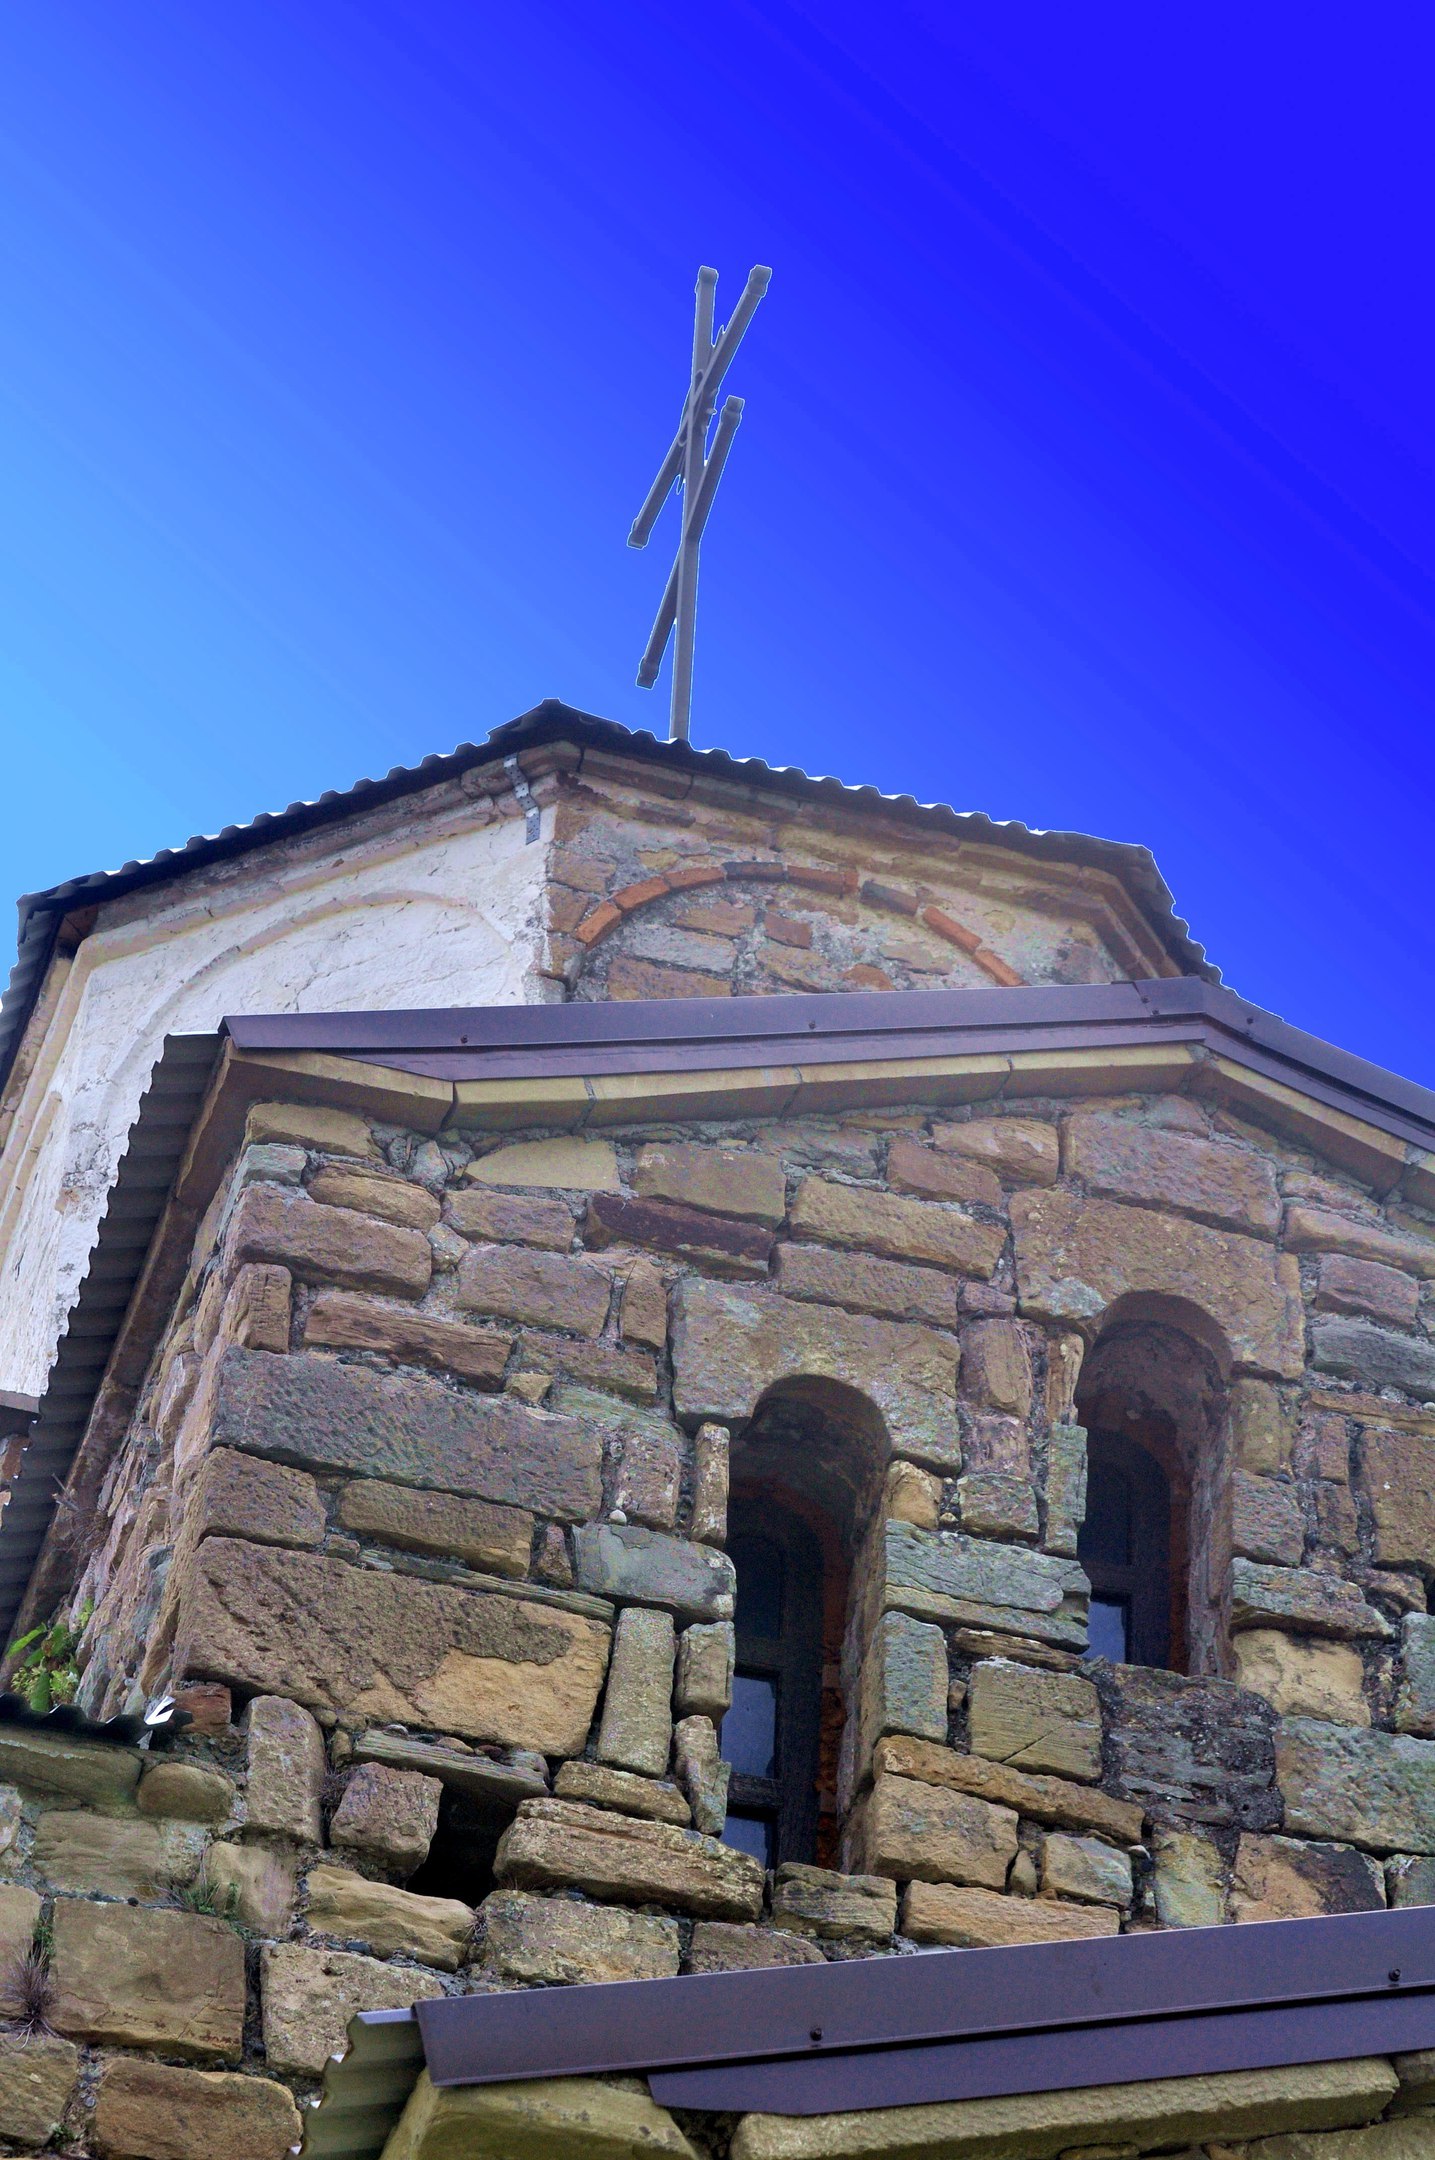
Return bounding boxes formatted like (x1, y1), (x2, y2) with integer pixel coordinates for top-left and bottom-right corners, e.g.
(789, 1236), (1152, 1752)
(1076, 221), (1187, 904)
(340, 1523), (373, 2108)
(4, 1075), (1434, 2154)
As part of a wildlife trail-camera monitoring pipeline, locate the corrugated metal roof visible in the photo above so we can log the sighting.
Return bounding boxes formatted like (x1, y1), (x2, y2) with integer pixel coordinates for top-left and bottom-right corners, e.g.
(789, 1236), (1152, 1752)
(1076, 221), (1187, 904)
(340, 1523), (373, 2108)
(0, 701), (1217, 1103)
(299, 2010), (425, 2160)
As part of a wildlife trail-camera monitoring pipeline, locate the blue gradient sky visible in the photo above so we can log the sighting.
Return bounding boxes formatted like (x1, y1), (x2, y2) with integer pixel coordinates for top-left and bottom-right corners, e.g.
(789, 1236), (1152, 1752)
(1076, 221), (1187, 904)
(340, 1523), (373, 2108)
(1, 4), (1432, 1081)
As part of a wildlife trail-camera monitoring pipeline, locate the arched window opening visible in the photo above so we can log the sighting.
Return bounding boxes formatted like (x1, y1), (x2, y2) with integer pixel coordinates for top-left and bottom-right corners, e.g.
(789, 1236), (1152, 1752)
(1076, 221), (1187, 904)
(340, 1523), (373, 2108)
(1075, 1301), (1226, 1676)
(720, 1379), (880, 1869)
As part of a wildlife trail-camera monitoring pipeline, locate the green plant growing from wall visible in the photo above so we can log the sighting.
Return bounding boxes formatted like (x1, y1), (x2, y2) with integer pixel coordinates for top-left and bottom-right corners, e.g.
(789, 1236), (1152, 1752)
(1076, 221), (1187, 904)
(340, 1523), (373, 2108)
(8, 1601), (92, 1713)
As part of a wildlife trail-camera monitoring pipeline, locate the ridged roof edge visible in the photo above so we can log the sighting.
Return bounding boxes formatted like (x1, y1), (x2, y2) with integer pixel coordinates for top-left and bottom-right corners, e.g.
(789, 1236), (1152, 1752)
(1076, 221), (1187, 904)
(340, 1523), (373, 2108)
(0, 700), (1216, 1101)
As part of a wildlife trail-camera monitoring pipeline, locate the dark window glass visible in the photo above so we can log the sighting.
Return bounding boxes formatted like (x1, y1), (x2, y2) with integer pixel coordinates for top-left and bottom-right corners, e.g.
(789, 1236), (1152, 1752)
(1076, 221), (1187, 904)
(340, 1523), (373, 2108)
(1078, 1430), (1173, 1670)
(722, 1673), (778, 1778)
(721, 1813), (774, 1867)
(730, 1534), (785, 1636)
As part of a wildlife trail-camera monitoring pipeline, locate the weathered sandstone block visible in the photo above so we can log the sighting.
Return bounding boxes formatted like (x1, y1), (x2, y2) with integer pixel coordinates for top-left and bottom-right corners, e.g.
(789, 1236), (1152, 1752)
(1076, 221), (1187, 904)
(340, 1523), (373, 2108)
(1011, 1187), (1304, 1375)
(331, 1763), (442, 1874)
(0, 1727), (139, 1807)
(620, 1257), (668, 1350)
(633, 1143), (787, 1225)
(247, 1099), (376, 1157)
(93, 2056), (302, 2160)
(599, 1606), (676, 1776)
(967, 1660), (1102, 1781)
(305, 1864), (472, 1968)
(903, 1880), (1118, 1948)
(1039, 1833), (1132, 1906)
(212, 1347), (602, 1518)
(676, 1621), (734, 1720)
(852, 1771), (1018, 1888)
(308, 1164), (441, 1232)
(790, 1178), (1004, 1276)
(260, 1941), (445, 2077)
(336, 1479), (532, 1575)
(1234, 1630), (1369, 1726)
(1231, 1377), (1297, 1474)
(303, 1289), (511, 1385)
(858, 1610), (949, 1762)
(1231, 1472), (1306, 1567)
(574, 1524), (735, 1620)
(1312, 1318), (1435, 1399)
(1397, 1614), (1435, 1737)
(1285, 1205), (1435, 1278)
(884, 1460), (943, 1531)
(202, 1840), (297, 1934)
(496, 1797), (765, 1919)
(691, 1421), (729, 1543)
(50, 1901), (246, 2060)
(1230, 1560), (1388, 1639)
(444, 1188), (574, 1247)
(1362, 1428), (1435, 1571)
(137, 1759), (235, 1824)
(0, 2033), (79, 2150)
(33, 1813), (205, 1897)
(872, 1734), (1142, 1843)
(876, 1522), (1088, 1646)
(456, 1243), (611, 1334)
(1316, 1252), (1421, 1328)
(960, 1321), (1033, 1417)
(1278, 1717), (1435, 1852)
(1103, 1664), (1279, 1831)
(1042, 1424), (1087, 1558)
(771, 1861), (896, 1944)
(463, 1136), (621, 1190)
(187, 1540), (610, 1751)
(1064, 1116), (1280, 1235)
(773, 1242), (960, 1328)
(245, 1694), (326, 1843)
(554, 1761), (691, 1823)
(888, 1138), (1002, 1207)
(933, 1117), (1059, 1186)
(228, 1182), (431, 1297)
(1230, 1832), (1384, 1923)
(674, 1714), (729, 1834)
(480, 1888), (681, 1985)
(191, 1446), (324, 1549)
(673, 1280), (961, 1470)
(384, 2073), (699, 2160)
(1152, 1826), (1227, 1928)
(688, 1922), (825, 1972)
(587, 1193), (775, 1276)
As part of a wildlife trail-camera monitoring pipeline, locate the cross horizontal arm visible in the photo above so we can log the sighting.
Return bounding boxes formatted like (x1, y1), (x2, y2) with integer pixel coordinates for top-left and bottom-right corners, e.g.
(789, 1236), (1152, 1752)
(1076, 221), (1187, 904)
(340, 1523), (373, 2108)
(635, 398), (744, 688)
(627, 266), (771, 550)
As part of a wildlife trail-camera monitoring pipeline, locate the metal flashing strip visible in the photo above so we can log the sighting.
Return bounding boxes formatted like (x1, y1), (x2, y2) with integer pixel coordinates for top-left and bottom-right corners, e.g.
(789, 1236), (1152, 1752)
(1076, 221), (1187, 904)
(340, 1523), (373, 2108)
(300, 2009), (425, 2160)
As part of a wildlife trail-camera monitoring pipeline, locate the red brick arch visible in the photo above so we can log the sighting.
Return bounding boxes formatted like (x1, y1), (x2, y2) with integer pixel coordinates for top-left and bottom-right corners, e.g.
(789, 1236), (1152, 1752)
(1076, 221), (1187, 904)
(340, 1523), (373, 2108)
(571, 859), (1024, 987)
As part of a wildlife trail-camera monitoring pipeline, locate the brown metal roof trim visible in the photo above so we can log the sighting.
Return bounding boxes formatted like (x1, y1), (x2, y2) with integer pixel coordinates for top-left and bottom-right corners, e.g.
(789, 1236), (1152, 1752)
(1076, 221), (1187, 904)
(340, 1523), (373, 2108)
(300, 1905), (1435, 2158)
(0, 700), (1216, 1101)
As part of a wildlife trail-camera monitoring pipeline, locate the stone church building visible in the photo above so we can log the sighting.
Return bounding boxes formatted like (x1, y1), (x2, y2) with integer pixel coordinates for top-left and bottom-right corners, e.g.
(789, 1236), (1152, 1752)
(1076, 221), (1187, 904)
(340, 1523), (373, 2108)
(0, 700), (1432, 2159)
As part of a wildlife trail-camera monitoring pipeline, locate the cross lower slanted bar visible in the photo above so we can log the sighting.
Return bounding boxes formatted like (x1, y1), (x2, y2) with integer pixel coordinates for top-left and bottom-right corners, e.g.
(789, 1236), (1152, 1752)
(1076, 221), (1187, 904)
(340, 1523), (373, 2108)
(629, 264), (771, 742)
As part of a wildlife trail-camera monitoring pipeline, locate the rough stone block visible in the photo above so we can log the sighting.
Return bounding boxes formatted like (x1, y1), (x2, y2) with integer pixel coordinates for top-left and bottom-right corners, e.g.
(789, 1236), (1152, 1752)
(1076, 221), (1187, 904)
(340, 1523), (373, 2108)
(50, 1900), (246, 2060)
(228, 1181), (431, 1297)
(0, 1885), (41, 1982)
(932, 1117), (1059, 1186)
(554, 1761), (690, 1823)
(773, 1244), (960, 1329)
(729, 2059), (1398, 2160)
(1397, 1614), (1435, 1737)
(260, 1941), (445, 2077)
(790, 1178), (1004, 1276)
(200, 1261), (291, 1356)
(957, 1471), (1040, 1540)
(308, 1165), (441, 1232)
(1234, 1630), (1370, 1727)
(852, 1771), (1018, 1888)
(687, 1922), (826, 1972)
(1064, 1116), (1281, 1235)
(874, 1522), (1088, 1646)
(1285, 1205), (1435, 1278)
(93, 2057), (302, 2160)
(858, 1610), (949, 1763)
(1152, 1826), (1227, 1928)
(303, 1290), (511, 1386)
(1313, 1319), (1435, 1399)
(0, 2035), (79, 2151)
(903, 1881), (1119, 1948)
(1230, 1832), (1385, 1923)
(33, 1813), (205, 1897)
(885, 1461), (942, 1531)
(771, 1862), (896, 1944)
(445, 1188), (575, 1247)
(575, 1523), (735, 1620)
(1315, 1253), (1421, 1328)
(872, 1735), (1142, 1844)
(960, 1322), (1033, 1418)
(187, 1540), (611, 1753)
(352, 1730), (548, 1806)
(480, 1888), (681, 1985)
(1011, 1187), (1304, 1376)
(1362, 1428), (1435, 1572)
(1231, 1378), (1298, 1474)
(384, 2072), (698, 2160)
(137, 1759), (236, 1824)
(0, 1727), (140, 1807)
(245, 1694), (326, 1844)
(1278, 1717), (1435, 1852)
(1039, 1833), (1132, 1906)
(1230, 1560), (1388, 1639)
(967, 1660), (1101, 1780)
(496, 1797), (765, 1920)
(1389, 1853), (1435, 1908)
(456, 1243), (611, 1334)
(585, 1191), (775, 1278)
(676, 1621), (734, 1720)
(673, 1279), (961, 1472)
(192, 1446), (325, 1549)
(246, 1100), (376, 1158)
(674, 1714), (729, 1834)
(620, 1258), (669, 1350)
(633, 1144), (787, 1226)
(212, 1347), (602, 1518)
(888, 1139), (1002, 1208)
(201, 1840), (297, 1934)
(599, 1607), (676, 1776)
(330, 1763), (442, 1875)
(304, 1863), (472, 1968)
(336, 1479), (532, 1576)
(1231, 1472), (1306, 1567)
(1042, 1425), (1087, 1558)
(516, 1332), (659, 1404)
(691, 1421), (729, 1544)
(464, 1136), (622, 1191)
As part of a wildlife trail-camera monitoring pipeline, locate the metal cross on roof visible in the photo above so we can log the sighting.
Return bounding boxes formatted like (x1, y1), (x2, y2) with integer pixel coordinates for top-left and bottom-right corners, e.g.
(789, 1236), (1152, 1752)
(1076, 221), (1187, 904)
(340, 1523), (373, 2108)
(628, 264), (771, 743)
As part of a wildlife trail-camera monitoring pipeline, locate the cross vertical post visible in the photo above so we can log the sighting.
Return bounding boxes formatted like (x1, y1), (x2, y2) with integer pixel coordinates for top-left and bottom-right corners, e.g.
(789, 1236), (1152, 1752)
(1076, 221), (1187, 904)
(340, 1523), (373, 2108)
(629, 264), (771, 744)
